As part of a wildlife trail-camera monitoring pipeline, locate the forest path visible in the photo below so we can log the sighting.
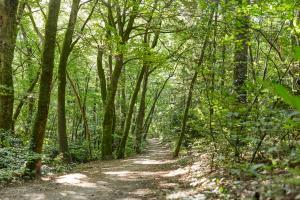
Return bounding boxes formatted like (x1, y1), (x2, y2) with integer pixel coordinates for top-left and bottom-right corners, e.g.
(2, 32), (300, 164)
(0, 138), (188, 200)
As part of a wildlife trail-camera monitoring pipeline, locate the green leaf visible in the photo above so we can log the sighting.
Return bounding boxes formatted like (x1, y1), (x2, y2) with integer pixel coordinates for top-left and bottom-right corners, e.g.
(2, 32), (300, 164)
(273, 84), (300, 111)
(294, 47), (300, 60)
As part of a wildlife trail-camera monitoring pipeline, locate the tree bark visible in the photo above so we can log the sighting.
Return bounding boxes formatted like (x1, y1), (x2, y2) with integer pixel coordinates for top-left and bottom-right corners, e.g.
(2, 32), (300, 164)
(57, 0), (80, 162)
(120, 67), (126, 132)
(135, 67), (148, 153)
(173, 71), (198, 158)
(0, 0), (18, 136)
(97, 47), (107, 104)
(102, 54), (124, 159)
(27, 0), (61, 176)
(233, 0), (249, 103)
(117, 65), (146, 159)
(101, 0), (141, 159)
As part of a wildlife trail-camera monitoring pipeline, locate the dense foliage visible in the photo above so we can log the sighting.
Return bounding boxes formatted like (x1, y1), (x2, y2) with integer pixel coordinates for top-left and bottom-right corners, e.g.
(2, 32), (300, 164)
(0, 0), (300, 197)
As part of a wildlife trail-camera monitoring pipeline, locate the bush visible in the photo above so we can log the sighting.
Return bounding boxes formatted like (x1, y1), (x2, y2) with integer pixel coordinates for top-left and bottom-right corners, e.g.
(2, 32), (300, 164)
(69, 142), (91, 163)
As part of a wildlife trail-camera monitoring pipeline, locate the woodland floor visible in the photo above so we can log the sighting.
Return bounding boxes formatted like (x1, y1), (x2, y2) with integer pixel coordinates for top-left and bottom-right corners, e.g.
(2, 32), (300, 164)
(0, 139), (200, 200)
(1, 138), (296, 200)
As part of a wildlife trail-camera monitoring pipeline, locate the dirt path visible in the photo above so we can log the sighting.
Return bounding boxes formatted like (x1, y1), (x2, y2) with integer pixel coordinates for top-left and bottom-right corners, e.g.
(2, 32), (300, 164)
(0, 139), (187, 200)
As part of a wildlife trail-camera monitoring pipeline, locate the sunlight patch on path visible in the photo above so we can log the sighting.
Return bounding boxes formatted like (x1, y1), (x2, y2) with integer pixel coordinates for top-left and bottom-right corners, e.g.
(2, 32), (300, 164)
(164, 167), (189, 177)
(55, 173), (96, 188)
(166, 190), (206, 200)
(103, 170), (167, 178)
(22, 193), (46, 200)
(0, 138), (184, 200)
(58, 191), (90, 200)
(132, 158), (174, 165)
(159, 181), (179, 189)
(130, 188), (154, 196)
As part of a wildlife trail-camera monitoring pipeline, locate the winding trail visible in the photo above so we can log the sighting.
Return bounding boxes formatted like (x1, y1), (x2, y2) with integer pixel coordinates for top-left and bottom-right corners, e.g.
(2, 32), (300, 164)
(0, 139), (187, 200)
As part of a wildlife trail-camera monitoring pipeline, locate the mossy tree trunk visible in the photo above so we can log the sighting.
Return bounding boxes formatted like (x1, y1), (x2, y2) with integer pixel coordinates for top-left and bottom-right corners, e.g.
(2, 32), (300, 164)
(0, 0), (18, 137)
(233, 0), (249, 103)
(97, 47), (107, 104)
(28, 0), (61, 176)
(232, 0), (249, 159)
(57, 0), (80, 163)
(102, 54), (124, 159)
(101, 0), (141, 159)
(117, 65), (146, 159)
(135, 67), (148, 153)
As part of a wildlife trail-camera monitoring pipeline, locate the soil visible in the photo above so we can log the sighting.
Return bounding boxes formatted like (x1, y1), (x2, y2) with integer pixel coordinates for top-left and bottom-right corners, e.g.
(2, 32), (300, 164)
(0, 139), (188, 200)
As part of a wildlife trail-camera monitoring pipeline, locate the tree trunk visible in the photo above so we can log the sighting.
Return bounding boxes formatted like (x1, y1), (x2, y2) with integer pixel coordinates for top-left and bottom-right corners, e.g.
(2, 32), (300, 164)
(173, 71), (198, 158)
(117, 65), (146, 159)
(120, 67), (127, 133)
(27, 0), (61, 176)
(12, 70), (40, 129)
(67, 71), (92, 157)
(135, 67), (148, 153)
(0, 0), (18, 137)
(57, 0), (80, 163)
(14, 25), (38, 134)
(233, 0), (249, 103)
(101, 54), (124, 159)
(101, 0), (141, 159)
(143, 73), (173, 141)
(173, 17), (211, 157)
(97, 47), (107, 104)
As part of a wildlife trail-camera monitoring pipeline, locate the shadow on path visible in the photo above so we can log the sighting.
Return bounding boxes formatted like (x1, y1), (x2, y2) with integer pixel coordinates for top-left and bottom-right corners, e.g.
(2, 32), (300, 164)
(0, 138), (185, 200)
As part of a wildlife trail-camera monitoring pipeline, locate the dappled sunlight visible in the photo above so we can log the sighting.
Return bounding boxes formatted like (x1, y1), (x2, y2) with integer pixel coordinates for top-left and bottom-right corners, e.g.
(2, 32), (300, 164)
(103, 170), (132, 177)
(159, 181), (179, 189)
(103, 170), (168, 179)
(23, 193), (46, 200)
(59, 191), (90, 200)
(132, 158), (174, 165)
(96, 180), (109, 185)
(164, 167), (189, 177)
(146, 149), (171, 155)
(55, 173), (97, 188)
(166, 190), (205, 200)
(130, 188), (154, 196)
(0, 138), (184, 199)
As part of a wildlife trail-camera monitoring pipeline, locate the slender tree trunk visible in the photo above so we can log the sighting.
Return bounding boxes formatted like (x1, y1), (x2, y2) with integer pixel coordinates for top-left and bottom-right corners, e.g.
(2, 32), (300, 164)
(12, 70), (40, 128)
(0, 0), (18, 137)
(117, 65), (146, 159)
(233, 0), (249, 103)
(15, 25), (37, 134)
(101, 0), (141, 159)
(143, 74), (172, 140)
(25, 95), (34, 136)
(57, 0), (80, 162)
(232, 0), (250, 159)
(135, 67), (148, 153)
(173, 17), (211, 157)
(27, 0), (61, 176)
(102, 54), (124, 159)
(97, 47), (107, 104)
(173, 71), (198, 158)
(67, 71), (92, 157)
(120, 67), (126, 132)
